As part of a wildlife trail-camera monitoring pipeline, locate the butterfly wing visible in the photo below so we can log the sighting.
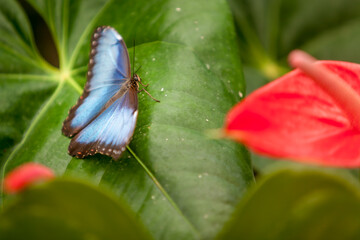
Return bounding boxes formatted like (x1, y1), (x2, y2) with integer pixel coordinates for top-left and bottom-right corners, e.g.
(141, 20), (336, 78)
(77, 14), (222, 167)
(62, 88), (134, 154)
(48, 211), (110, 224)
(68, 88), (138, 160)
(62, 26), (131, 137)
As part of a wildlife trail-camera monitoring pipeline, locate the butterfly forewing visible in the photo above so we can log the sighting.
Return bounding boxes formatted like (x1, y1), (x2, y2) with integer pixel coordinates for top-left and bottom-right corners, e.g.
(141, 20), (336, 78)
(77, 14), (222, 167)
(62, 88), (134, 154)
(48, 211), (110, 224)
(62, 26), (131, 137)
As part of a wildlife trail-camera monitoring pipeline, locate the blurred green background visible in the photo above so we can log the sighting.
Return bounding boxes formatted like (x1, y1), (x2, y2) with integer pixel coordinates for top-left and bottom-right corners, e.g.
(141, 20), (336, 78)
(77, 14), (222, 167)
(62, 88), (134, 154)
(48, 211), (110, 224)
(1, 0), (360, 239)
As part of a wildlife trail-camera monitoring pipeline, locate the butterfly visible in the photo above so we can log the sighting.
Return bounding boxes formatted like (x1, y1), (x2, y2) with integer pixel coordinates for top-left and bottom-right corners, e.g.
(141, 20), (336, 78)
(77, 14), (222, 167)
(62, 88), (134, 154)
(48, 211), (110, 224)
(62, 26), (159, 160)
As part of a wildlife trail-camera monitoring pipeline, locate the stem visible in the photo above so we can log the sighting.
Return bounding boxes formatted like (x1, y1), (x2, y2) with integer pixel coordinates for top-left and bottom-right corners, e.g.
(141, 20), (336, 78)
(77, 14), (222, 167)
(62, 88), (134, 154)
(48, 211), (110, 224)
(289, 50), (360, 131)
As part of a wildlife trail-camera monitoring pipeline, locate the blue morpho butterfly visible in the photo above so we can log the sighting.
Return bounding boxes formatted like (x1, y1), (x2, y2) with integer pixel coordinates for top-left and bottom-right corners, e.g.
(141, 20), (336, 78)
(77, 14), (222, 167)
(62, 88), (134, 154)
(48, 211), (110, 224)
(62, 26), (159, 160)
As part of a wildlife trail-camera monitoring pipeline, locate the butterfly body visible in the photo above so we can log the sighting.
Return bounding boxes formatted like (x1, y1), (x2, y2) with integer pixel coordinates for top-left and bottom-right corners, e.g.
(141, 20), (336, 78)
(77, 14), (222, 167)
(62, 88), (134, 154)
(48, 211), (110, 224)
(62, 26), (148, 160)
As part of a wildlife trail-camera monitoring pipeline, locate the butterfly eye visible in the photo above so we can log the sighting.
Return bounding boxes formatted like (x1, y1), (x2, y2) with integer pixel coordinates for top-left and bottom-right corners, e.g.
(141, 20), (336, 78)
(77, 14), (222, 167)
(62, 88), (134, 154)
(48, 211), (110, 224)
(133, 74), (140, 82)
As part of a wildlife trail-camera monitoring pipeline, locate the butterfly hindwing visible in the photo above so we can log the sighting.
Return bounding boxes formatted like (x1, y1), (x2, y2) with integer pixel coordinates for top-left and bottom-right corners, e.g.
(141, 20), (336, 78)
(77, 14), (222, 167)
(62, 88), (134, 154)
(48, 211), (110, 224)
(68, 88), (138, 160)
(62, 26), (131, 137)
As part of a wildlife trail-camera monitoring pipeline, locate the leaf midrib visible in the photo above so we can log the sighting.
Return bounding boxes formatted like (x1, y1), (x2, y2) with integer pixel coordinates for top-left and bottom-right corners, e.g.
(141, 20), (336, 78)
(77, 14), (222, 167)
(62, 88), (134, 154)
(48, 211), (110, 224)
(67, 0), (114, 70)
(126, 146), (197, 234)
(0, 73), (59, 81)
(0, 42), (52, 73)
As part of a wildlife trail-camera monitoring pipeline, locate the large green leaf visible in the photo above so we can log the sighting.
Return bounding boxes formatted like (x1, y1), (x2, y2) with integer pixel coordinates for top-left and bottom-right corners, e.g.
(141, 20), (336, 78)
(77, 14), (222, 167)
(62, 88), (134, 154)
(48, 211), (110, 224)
(230, 0), (360, 69)
(217, 168), (360, 240)
(0, 178), (152, 240)
(228, 0), (360, 173)
(0, 0), (253, 239)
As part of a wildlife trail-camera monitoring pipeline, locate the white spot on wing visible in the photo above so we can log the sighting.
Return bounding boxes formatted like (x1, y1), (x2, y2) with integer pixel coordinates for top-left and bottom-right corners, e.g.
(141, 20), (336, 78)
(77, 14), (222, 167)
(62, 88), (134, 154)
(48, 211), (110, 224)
(115, 33), (122, 40)
(133, 110), (138, 119)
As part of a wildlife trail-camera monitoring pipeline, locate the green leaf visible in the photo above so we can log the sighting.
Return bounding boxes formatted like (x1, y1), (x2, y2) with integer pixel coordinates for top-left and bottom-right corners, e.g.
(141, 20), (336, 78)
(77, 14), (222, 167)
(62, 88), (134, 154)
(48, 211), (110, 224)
(230, 0), (360, 66)
(217, 168), (360, 240)
(229, 0), (360, 173)
(0, 0), (58, 161)
(0, 0), (253, 239)
(0, 178), (152, 240)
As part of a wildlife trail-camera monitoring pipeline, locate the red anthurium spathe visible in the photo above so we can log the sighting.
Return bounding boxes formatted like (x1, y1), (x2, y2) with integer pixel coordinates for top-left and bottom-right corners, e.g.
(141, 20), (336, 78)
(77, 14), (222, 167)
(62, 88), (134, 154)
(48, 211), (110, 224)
(224, 50), (360, 167)
(3, 163), (55, 194)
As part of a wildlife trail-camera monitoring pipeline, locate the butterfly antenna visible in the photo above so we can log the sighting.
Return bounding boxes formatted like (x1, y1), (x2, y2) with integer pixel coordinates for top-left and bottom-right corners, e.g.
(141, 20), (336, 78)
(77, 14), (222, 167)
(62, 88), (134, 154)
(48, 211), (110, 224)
(135, 65), (142, 73)
(132, 39), (136, 78)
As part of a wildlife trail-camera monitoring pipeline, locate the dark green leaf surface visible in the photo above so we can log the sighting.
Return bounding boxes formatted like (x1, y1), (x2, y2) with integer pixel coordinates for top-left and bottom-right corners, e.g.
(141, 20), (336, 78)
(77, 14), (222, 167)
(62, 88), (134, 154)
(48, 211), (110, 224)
(217, 168), (360, 240)
(0, 0), (253, 239)
(0, 179), (152, 240)
(0, 0), (58, 161)
(229, 0), (360, 173)
(230, 0), (360, 66)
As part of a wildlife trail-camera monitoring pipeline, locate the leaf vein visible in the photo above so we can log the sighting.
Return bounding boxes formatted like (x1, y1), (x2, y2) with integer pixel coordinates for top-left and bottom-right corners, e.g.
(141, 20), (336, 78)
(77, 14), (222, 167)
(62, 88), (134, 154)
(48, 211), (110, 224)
(68, 0), (114, 69)
(1, 80), (65, 205)
(126, 146), (199, 234)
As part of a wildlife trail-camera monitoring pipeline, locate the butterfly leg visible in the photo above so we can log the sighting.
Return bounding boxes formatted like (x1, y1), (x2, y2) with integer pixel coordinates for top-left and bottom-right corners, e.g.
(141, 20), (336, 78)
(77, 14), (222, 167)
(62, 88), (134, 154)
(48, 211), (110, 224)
(138, 88), (160, 102)
(138, 76), (149, 87)
(140, 82), (149, 87)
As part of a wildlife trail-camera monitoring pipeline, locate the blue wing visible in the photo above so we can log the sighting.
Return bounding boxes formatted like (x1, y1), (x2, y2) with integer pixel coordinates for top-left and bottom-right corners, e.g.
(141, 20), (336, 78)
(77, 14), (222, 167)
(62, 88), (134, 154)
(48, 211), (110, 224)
(68, 88), (138, 160)
(62, 26), (131, 137)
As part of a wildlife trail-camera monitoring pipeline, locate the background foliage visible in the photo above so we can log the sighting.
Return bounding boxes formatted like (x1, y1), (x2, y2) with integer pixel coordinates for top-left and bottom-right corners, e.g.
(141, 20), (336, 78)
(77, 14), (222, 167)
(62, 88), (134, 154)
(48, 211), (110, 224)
(1, 0), (360, 239)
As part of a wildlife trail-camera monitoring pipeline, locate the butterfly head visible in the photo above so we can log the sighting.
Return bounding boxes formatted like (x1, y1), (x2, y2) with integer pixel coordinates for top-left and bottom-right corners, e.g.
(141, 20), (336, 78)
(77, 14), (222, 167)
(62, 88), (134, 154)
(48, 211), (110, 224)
(131, 73), (141, 90)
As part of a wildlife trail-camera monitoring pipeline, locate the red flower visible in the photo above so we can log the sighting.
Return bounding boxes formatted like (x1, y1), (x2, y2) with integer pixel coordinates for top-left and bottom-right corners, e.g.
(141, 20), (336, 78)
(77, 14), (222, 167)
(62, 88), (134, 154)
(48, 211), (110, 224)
(224, 50), (360, 167)
(3, 163), (55, 194)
